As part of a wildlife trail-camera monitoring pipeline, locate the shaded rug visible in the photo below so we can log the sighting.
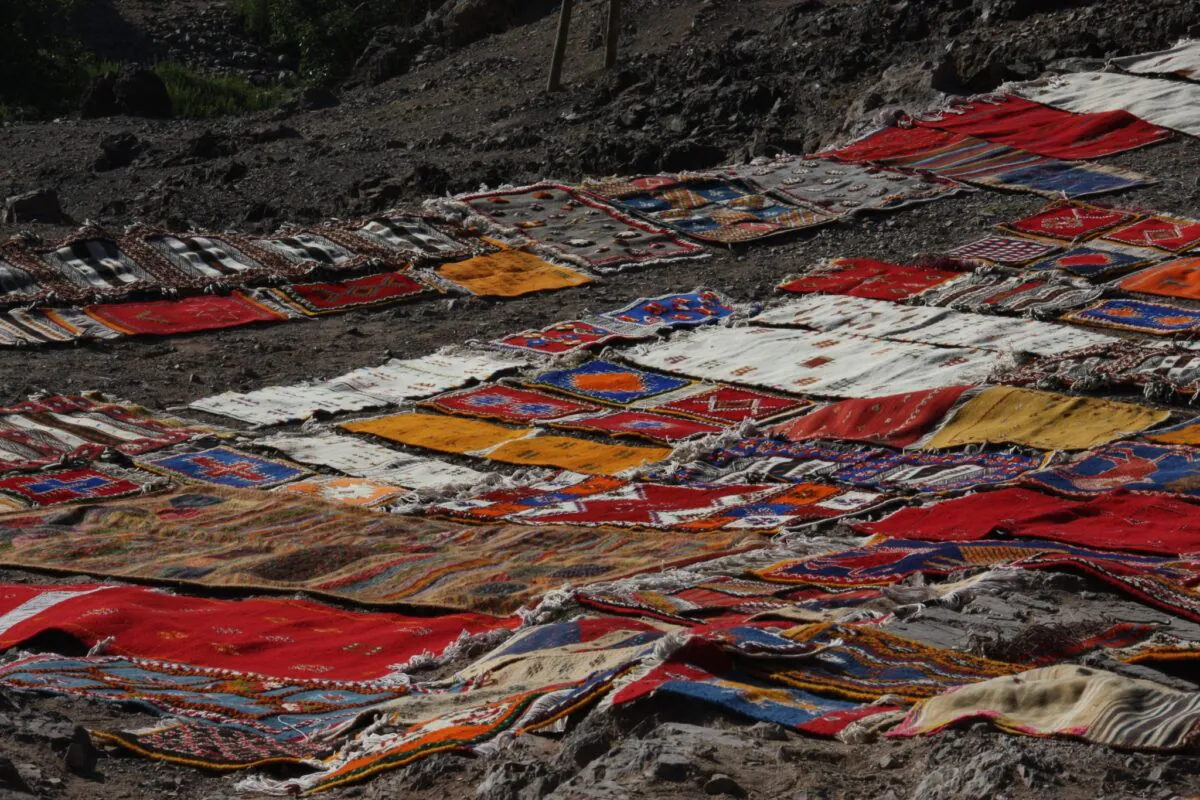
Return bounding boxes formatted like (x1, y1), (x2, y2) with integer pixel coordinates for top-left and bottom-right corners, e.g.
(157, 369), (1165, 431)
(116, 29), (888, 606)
(777, 258), (961, 301)
(948, 235), (1061, 267)
(997, 200), (1139, 242)
(766, 386), (972, 448)
(323, 350), (528, 406)
(599, 290), (736, 329)
(1023, 441), (1200, 500)
(0, 465), (159, 508)
(420, 383), (600, 424)
(139, 446), (311, 489)
(915, 273), (1101, 317)
(492, 319), (651, 356)
(1015, 71), (1200, 139)
(272, 271), (436, 315)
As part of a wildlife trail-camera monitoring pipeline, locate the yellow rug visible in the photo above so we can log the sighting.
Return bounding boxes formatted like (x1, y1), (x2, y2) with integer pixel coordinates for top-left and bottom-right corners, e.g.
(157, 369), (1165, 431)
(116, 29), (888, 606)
(437, 243), (592, 298)
(921, 386), (1168, 451)
(487, 434), (671, 475)
(342, 412), (533, 455)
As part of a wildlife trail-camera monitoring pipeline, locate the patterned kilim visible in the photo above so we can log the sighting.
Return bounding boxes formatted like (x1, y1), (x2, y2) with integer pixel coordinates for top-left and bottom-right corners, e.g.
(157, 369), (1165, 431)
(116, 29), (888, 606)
(550, 410), (723, 443)
(252, 231), (363, 270)
(1102, 215), (1200, 253)
(0, 466), (155, 507)
(85, 292), (289, 336)
(346, 212), (477, 261)
(420, 384), (599, 424)
(1146, 418), (1200, 446)
(437, 245), (592, 298)
(644, 384), (811, 426)
(920, 386), (1169, 451)
(0, 307), (122, 346)
(341, 412), (534, 456)
(1062, 298), (1200, 335)
(600, 290), (735, 329)
(276, 476), (412, 509)
(948, 236), (1060, 266)
(997, 200), (1140, 242)
(915, 273), (1101, 316)
(1025, 245), (1159, 279)
(140, 446), (310, 489)
(1118, 258), (1200, 301)
(587, 175), (837, 244)
(767, 386), (971, 448)
(191, 383), (384, 427)
(890, 664), (1200, 751)
(0, 395), (206, 471)
(493, 320), (646, 356)
(777, 258), (961, 301)
(459, 183), (706, 272)
(324, 350), (528, 406)
(484, 435), (671, 475)
(1023, 441), (1200, 500)
(0, 584), (515, 681)
(273, 271), (435, 315)
(528, 359), (692, 405)
(0, 486), (766, 613)
(990, 341), (1200, 399)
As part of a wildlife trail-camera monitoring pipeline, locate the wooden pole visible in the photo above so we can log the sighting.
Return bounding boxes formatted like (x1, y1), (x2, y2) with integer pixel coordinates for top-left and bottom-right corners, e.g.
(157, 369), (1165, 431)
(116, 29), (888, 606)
(547, 0), (574, 92)
(604, 0), (621, 69)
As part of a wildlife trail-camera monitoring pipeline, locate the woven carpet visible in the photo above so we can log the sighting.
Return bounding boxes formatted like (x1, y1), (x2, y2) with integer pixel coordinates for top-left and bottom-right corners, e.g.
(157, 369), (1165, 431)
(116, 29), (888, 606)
(998, 200), (1139, 242)
(1118, 257), (1200, 301)
(458, 183), (706, 273)
(0, 307), (122, 347)
(140, 446), (311, 489)
(550, 410), (723, 443)
(1101, 214), (1200, 253)
(910, 95), (1171, 159)
(1146, 418), (1200, 446)
(1113, 40), (1200, 81)
(436, 245), (592, 298)
(919, 386), (1169, 451)
(948, 235), (1061, 266)
(777, 258), (961, 301)
(0, 486), (764, 613)
(1015, 71), (1200, 139)
(276, 476), (413, 509)
(1062, 298), (1200, 335)
(1023, 441), (1200, 500)
(528, 359), (692, 406)
(341, 412), (534, 456)
(890, 664), (1200, 750)
(0, 465), (159, 507)
(272, 271), (436, 315)
(325, 350), (528, 406)
(639, 384), (811, 426)
(493, 319), (651, 356)
(857, 488), (1200, 556)
(916, 273), (1101, 316)
(483, 435), (673, 475)
(0, 583), (516, 681)
(766, 386), (971, 448)
(190, 383), (384, 427)
(85, 292), (289, 336)
(1026, 245), (1160, 280)
(599, 290), (736, 329)
(987, 341), (1200, 398)
(420, 383), (600, 424)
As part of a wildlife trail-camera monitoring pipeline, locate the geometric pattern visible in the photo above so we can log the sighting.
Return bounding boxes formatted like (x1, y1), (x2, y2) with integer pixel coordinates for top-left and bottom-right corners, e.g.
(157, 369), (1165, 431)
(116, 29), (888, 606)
(600, 290), (735, 328)
(997, 201), (1138, 242)
(420, 383), (599, 424)
(275, 272), (434, 315)
(140, 447), (310, 489)
(948, 236), (1061, 266)
(1118, 257), (1200, 301)
(276, 476), (412, 509)
(1102, 215), (1200, 253)
(647, 384), (811, 426)
(529, 359), (692, 406)
(551, 410), (723, 443)
(1022, 441), (1200, 499)
(1062, 299), (1200, 335)
(0, 467), (150, 507)
(493, 320), (635, 356)
(1026, 246), (1159, 279)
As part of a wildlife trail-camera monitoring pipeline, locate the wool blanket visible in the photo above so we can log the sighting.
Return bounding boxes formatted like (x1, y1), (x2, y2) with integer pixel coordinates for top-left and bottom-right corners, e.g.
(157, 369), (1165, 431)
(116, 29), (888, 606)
(493, 319), (652, 356)
(272, 271), (436, 315)
(0, 486), (763, 613)
(0, 395), (205, 472)
(715, 156), (967, 217)
(998, 200), (1140, 243)
(342, 412), (534, 456)
(276, 476), (413, 509)
(910, 95), (1171, 159)
(139, 445), (311, 490)
(1146, 418), (1200, 446)
(919, 386), (1169, 451)
(599, 290), (737, 329)
(1113, 39), (1200, 80)
(437, 245), (592, 298)
(1101, 214), (1200, 253)
(778, 258), (961, 301)
(85, 292), (290, 337)
(585, 175), (837, 245)
(756, 294), (1115, 356)
(0, 583), (515, 681)
(857, 488), (1200, 556)
(528, 358), (693, 406)
(339, 211), (479, 262)
(0, 464), (161, 507)
(325, 350), (527, 406)
(915, 273), (1101, 317)
(190, 383), (386, 427)
(624, 326), (1001, 399)
(990, 341), (1200, 399)
(256, 431), (485, 491)
(1119, 258), (1200, 301)
(890, 664), (1200, 750)
(637, 383), (811, 426)
(1015, 71), (1200, 139)
(1062, 298), (1200, 336)
(0, 307), (121, 347)
(1026, 245), (1160, 280)
(767, 386), (972, 448)
(948, 235), (1061, 267)
(550, 410), (723, 443)
(458, 184), (706, 272)
(421, 383), (600, 424)
(1023, 441), (1200, 500)
(484, 435), (673, 475)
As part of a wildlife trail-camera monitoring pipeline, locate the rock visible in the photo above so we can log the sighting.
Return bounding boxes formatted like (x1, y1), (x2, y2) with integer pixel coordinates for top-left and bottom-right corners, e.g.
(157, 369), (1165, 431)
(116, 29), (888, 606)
(79, 73), (120, 119)
(295, 86), (340, 111)
(113, 66), (174, 118)
(94, 132), (146, 172)
(0, 756), (29, 791)
(248, 124), (302, 144)
(646, 752), (690, 782)
(749, 722), (789, 742)
(704, 774), (747, 797)
(188, 131), (237, 159)
(63, 726), (98, 776)
(4, 190), (66, 224)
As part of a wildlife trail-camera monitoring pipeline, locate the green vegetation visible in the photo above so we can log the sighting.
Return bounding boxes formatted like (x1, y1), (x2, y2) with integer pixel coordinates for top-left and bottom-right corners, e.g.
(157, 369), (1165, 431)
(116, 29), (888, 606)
(0, 0), (89, 119)
(152, 63), (290, 118)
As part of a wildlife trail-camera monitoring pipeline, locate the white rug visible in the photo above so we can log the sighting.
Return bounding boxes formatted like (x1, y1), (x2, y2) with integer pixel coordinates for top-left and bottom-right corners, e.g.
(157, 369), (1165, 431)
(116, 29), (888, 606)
(189, 384), (383, 427)
(1015, 71), (1200, 138)
(1112, 39), (1200, 81)
(325, 350), (528, 404)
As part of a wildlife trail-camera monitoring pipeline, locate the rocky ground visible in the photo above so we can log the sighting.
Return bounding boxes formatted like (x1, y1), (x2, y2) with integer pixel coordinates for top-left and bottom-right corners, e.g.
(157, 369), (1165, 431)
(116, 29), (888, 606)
(2, 0), (1200, 797)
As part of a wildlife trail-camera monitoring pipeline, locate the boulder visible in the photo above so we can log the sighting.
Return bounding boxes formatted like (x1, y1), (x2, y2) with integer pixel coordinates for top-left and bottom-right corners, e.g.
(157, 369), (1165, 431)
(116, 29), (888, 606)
(3, 190), (66, 224)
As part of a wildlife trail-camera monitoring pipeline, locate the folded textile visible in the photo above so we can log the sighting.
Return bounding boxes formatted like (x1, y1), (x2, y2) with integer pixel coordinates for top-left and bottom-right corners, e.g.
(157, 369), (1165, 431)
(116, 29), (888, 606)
(915, 273), (1102, 316)
(1119, 258), (1200, 301)
(1023, 441), (1200, 500)
(1016, 71), (1200, 138)
(889, 664), (1200, 750)
(910, 95), (1171, 159)
(624, 326), (1002, 399)
(857, 488), (1200, 556)
(919, 386), (1169, 451)
(777, 258), (961, 301)
(437, 245), (592, 298)
(1062, 298), (1200, 335)
(1113, 39), (1200, 80)
(0, 583), (516, 681)
(766, 386), (972, 448)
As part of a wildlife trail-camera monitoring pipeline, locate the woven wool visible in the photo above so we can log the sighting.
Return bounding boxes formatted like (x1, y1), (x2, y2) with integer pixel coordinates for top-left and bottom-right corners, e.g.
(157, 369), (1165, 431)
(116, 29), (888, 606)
(916, 273), (1101, 316)
(341, 412), (534, 456)
(346, 212), (478, 261)
(1016, 71), (1200, 139)
(1026, 245), (1160, 280)
(551, 410), (723, 443)
(1113, 40), (1200, 80)
(948, 235), (1060, 266)
(777, 258), (961, 301)
(625, 326), (1001, 399)
(997, 200), (1140, 242)
(529, 359), (692, 406)
(1146, 418), (1200, 446)
(276, 476), (411, 509)
(643, 384), (811, 426)
(920, 386), (1169, 451)
(910, 95), (1171, 159)
(85, 292), (288, 336)
(485, 435), (671, 475)
(273, 271), (434, 315)
(1024, 441), (1200, 500)
(421, 383), (599, 424)
(325, 350), (527, 405)
(1062, 298), (1200, 335)
(190, 383), (385, 427)
(140, 446), (311, 489)
(437, 245), (592, 298)
(768, 386), (971, 448)
(1119, 258), (1200, 300)
(459, 184), (706, 272)
(599, 290), (736, 329)
(0, 465), (156, 507)
(0, 486), (765, 613)
(493, 319), (647, 356)
(890, 664), (1200, 750)
(1102, 215), (1200, 253)
(991, 341), (1200, 398)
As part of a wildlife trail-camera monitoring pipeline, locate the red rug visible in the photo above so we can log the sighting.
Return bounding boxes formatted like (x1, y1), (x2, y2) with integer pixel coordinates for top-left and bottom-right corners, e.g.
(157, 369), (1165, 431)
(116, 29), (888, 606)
(911, 95), (1172, 159)
(768, 386), (972, 448)
(857, 488), (1200, 557)
(86, 292), (287, 336)
(0, 584), (517, 681)
(277, 271), (434, 315)
(824, 127), (962, 164)
(778, 258), (960, 302)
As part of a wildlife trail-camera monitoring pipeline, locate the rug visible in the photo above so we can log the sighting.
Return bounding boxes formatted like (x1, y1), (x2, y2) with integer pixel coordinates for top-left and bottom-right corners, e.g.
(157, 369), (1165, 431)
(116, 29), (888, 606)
(715, 155), (967, 216)
(484, 435), (672, 475)
(277, 476), (412, 509)
(641, 384), (811, 426)
(85, 292), (290, 337)
(1102, 214), (1200, 254)
(341, 412), (534, 457)
(910, 95), (1172, 159)
(0, 465), (157, 507)
(1062, 298), (1200, 335)
(889, 664), (1200, 750)
(140, 446), (311, 489)
(1146, 418), (1200, 446)
(767, 386), (971, 448)
(0, 486), (765, 613)
(1025, 245), (1160, 279)
(857, 487), (1200, 556)
(420, 383), (600, 424)
(436, 245), (592, 298)
(273, 271), (436, 315)
(252, 231), (366, 271)
(990, 341), (1200, 399)
(599, 290), (736, 329)
(551, 410), (723, 443)
(528, 359), (692, 406)
(492, 320), (649, 356)
(344, 212), (478, 261)
(0, 583), (516, 681)
(458, 184), (707, 272)
(585, 175), (837, 244)
(1015, 71), (1200, 139)
(1118, 258), (1200, 300)
(777, 258), (961, 301)
(915, 273), (1102, 316)
(1023, 441), (1200, 500)
(919, 386), (1169, 451)
(38, 233), (157, 299)
(324, 350), (528, 406)
(0, 395), (206, 471)
(947, 235), (1061, 266)
(624, 325), (1001, 399)
(1113, 39), (1200, 80)
(997, 200), (1140, 242)
(189, 383), (386, 427)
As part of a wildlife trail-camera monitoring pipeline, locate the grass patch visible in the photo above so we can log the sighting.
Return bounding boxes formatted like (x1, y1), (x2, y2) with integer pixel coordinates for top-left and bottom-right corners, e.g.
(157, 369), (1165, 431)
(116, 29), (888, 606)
(154, 63), (290, 118)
